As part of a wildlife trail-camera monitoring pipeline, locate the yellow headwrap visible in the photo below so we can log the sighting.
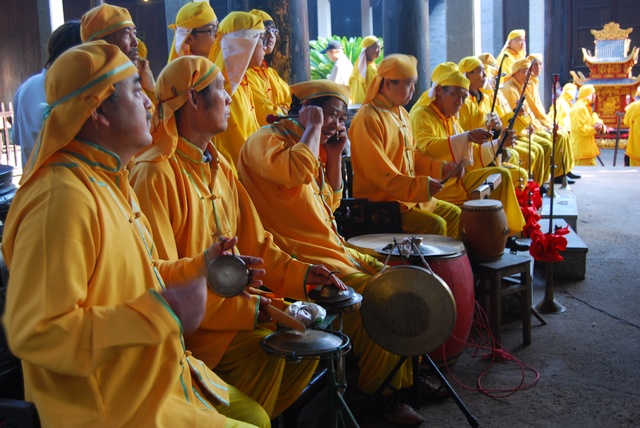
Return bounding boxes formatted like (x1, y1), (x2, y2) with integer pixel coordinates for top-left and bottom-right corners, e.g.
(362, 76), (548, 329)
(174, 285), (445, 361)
(561, 83), (577, 102)
(208, 11), (264, 95)
(290, 80), (350, 106)
(431, 62), (459, 84)
(478, 53), (496, 67)
(249, 9), (273, 23)
(355, 35), (380, 80)
(142, 56), (221, 159)
(578, 84), (596, 100)
(502, 29), (526, 53)
(527, 53), (543, 64)
(506, 58), (531, 80)
(137, 38), (147, 60)
(81, 4), (134, 42)
(362, 54), (417, 105)
(22, 41), (137, 185)
(414, 70), (469, 109)
(458, 56), (482, 74)
(168, 2), (217, 62)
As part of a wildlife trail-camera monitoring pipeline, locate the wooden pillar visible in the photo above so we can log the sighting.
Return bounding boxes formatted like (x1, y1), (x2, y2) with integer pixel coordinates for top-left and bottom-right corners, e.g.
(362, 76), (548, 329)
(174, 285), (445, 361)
(382, 0), (429, 109)
(544, 0), (570, 107)
(268, 0), (310, 83)
(446, 0), (479, 62)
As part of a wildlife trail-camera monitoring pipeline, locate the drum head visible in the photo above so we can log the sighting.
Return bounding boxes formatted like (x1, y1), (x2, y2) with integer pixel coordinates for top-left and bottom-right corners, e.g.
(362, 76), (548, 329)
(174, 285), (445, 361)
(206, 255), (249, 298)
(260, 329), (350, 358)
(361, 265), (457, 356)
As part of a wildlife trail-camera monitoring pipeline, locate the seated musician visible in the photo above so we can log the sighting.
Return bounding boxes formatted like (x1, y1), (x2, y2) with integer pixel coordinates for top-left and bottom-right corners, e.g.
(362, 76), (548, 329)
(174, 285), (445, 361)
(408, 65), (525, 240)
(349, 55), (462, 239)
(129, 56), (344, 420)
(237, 78), (448, 426)
(2, 41), (268, 428)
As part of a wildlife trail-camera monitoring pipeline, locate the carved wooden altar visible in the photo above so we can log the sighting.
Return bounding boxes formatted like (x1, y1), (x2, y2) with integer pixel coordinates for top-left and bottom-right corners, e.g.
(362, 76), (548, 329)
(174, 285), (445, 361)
(571, 22), (640, 128)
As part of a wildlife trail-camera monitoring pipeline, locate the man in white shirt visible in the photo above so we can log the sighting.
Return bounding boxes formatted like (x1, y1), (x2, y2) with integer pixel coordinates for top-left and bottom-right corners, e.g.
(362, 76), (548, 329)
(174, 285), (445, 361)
(322, 40), (353, 87)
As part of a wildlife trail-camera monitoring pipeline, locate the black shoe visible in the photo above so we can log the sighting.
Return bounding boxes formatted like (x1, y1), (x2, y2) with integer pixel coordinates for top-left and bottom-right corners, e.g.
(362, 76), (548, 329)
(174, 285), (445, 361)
(553, 175), (575, 185)
(417, 376), (450, 402)
(567, 171), (581, 179)
(378, 395), (425, 426)
(540, 185), (549, 195)
(506, 236), (530, 252)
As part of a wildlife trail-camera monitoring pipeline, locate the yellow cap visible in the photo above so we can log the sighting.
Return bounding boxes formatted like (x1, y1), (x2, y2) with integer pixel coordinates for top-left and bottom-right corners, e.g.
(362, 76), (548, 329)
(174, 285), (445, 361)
(363, 54), (417, 105)
(458, 56), (482, 74)
(507, 29), (526, 41)
(578, 84), (595, 100)
(290, 79), (350, 106)
(81, 4), (134, 42)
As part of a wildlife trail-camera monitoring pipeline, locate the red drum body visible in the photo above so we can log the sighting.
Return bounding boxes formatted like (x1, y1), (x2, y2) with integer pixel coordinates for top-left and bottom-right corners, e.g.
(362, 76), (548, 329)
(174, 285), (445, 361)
(347, 234), (475, 365)
(459, 199), (509, 262)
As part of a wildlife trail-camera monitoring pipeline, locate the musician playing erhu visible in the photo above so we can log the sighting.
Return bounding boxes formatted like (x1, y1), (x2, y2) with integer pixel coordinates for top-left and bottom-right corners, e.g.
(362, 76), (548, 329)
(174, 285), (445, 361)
(237, 78), (447, 426)
(130, 56), (345, 419)
(349, 55), (462, 239)
(408, 66), (525, 238)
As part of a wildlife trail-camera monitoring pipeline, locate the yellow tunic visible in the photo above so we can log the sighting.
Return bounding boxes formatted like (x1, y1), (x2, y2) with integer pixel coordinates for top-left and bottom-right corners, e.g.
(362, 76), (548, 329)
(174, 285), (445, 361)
(409, 102), (524, 235)
(349, 61), (377, 104)
(130, 137), (314, 417)
(348, 93), (461, 238)
(495, 47), (525, 75)
(246, 61), (291, 127)
(236, 119), (413, 396)
(549, 93), (573, 131)
(212, 76), (260, 174)
(624, 100), (640, 166)
(2, 139), (231, 428)
(570, 98), (603, 165)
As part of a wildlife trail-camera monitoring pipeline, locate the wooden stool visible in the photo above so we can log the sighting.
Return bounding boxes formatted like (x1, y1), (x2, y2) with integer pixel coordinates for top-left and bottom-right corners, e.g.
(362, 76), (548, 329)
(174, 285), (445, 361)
(473, 253), (532, 346)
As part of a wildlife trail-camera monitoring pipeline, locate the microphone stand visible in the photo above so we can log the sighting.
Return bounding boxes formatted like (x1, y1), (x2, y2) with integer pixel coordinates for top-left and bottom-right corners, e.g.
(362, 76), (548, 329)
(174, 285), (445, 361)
(535, 73), (566, 314)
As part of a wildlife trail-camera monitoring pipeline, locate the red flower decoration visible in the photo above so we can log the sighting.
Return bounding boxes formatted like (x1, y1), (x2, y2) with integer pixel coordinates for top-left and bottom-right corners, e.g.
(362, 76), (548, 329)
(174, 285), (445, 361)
(529, 227), (569, 262)
(521, 206), (541, 238)
(516, 181), (542, 210)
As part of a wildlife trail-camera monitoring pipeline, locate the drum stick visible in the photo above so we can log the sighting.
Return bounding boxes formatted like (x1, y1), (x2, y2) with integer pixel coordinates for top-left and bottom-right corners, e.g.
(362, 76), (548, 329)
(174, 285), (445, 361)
(440, 161), (463, 185)
(265, 305), (306, 332)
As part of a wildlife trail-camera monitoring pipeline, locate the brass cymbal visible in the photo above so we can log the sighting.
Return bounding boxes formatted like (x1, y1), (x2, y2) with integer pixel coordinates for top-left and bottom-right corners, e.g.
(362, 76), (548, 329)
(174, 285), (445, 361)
(347, 233), (464, 259)
(206, 255), (249, 297)
(309, 286), (356, 303)
(361, 265), (457, 356)
(260, 329), (350, 358)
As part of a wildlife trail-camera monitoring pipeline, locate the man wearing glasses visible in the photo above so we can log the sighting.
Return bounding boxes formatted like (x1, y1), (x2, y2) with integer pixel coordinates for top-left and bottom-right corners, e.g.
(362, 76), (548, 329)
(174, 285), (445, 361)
(246, 9), (292, 126)
(168, 1), (219, 62)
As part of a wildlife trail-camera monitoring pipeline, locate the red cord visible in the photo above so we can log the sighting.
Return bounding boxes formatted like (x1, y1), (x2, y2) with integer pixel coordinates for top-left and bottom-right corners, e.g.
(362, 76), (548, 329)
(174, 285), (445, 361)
(433, 300), (540, 399)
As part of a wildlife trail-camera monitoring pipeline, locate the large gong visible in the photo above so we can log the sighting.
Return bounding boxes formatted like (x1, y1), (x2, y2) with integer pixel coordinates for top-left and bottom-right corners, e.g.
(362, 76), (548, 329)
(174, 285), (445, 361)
(361, 265), (457, 357)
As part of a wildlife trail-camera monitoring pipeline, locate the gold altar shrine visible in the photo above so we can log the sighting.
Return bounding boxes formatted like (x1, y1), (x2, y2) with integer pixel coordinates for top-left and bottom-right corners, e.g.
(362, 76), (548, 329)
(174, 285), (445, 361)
(571, 22), (640, 128)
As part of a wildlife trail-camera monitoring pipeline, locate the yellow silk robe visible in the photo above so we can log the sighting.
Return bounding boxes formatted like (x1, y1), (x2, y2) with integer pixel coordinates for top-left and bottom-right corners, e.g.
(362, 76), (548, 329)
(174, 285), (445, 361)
(549, 92), (574, 131)
(212, 76), (260, 174)
(349, 61), (377, 105)
(236, 119), (413, 396)
(2, 139), (230, 428)
(409, 103), (524, 234)
(246, 61), (291, 126)
(130, 137), (315, 417)
(570, 98), (604, 165)
(624, 100), (640, 166)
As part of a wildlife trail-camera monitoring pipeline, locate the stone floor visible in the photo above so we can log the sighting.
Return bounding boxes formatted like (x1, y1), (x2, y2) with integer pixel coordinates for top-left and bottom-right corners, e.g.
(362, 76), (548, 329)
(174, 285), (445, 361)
(295, 149), (640, 428)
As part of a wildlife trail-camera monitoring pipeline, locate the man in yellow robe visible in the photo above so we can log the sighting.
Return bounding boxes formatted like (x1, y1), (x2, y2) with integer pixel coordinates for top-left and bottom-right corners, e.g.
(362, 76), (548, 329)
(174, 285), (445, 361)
(238, 77), (444, 426)
(409, 67), (525, 236)
(209, 11), (265, 173)
(624, 90), (640, 166)
(1, 41), (268, 428)
(349, 35), (381, 104)
(246, 9), (292, 126)
(130, 56), (344, 419)
(570, 84), (605, 166)
(168, 1), (218, 62)
(524, 54), (578, 182)
(457, 56), (527, 187)
(349, 55), (463, 238)
(81, 4), (156, 103)
(495, 29), (527, 75)
(549, 82), (577, 131)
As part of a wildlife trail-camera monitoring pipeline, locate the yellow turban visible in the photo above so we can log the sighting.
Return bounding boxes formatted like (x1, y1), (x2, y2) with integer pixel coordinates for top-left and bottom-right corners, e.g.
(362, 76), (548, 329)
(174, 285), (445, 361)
(249, 9), (273, 23)
(209, 11), (264, 95)
(290, 80), (350, 106)
(506, 58), (531, 80)
(81, 4), (134, 42)
(508, 29), (526, 41)
(361, 36), (379, 49)
(168, 2), (217, 62)
(362, 54), (417, 104)
(527, 53), (543, 64)
(137, 38), (147, 60)
(22, 41), (137, 185)
(560, 83), (577, 102)
(458, 56), (482, 74)
(578, 84), (595, 100)
(478, 53), (496, 67)
(414, 70), (469, 109)
(431, 62), (459, 84)
(145, 56), (221, 158)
